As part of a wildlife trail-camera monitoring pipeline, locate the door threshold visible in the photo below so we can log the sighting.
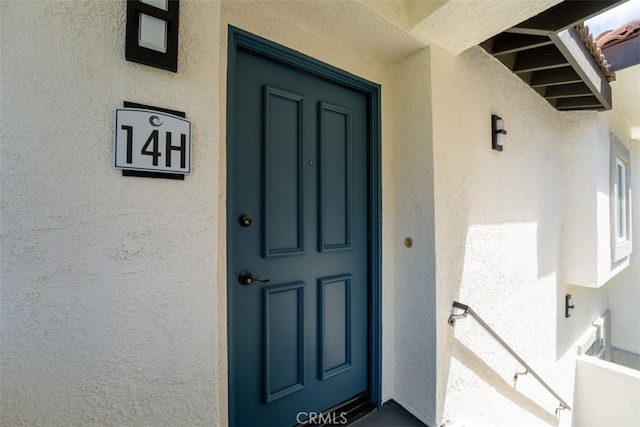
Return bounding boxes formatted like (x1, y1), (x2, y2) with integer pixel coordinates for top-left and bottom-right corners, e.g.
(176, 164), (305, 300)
(294, 392), (375, 427)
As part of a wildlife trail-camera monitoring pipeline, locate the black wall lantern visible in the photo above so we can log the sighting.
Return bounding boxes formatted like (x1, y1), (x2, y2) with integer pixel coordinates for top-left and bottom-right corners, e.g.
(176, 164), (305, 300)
(126, 0), (179, 72)
(491, 114), (507, 151)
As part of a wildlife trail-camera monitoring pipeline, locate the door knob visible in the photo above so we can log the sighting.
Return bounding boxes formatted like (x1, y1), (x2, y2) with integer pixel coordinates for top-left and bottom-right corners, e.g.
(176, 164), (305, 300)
(238, 270), (270, 285)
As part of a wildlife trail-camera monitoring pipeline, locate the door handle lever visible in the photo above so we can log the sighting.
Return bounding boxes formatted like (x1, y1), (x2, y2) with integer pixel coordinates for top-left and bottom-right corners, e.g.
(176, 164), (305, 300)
(238, 270), (271, 285)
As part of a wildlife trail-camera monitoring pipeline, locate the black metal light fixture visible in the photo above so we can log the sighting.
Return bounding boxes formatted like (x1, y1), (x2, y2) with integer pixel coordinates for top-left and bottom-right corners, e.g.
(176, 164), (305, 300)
(491, 114), (507, 151)
(126, 0), (179, 72)
(565, 294), (575, 318)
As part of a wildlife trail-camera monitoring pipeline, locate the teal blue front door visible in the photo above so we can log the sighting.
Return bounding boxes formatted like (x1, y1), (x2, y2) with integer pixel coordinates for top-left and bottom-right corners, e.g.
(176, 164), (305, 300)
(229, 45), (370, 426)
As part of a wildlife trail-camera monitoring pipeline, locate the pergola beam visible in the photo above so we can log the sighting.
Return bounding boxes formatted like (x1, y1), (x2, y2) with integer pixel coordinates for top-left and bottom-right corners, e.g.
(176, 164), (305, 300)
(481, 0), (618, 111)
(514, 1), (627, 35)
(491, 33), (554, 56)
(556, 95), (603, 108)
(550, 27), (611, 109)
(530, 67), (583, 87)
(513, 45), (569, 73)
(544, 82), (592, 98)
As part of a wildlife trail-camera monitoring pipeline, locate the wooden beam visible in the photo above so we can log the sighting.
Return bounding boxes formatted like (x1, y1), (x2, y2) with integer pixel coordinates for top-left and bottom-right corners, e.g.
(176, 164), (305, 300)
(513, 45), (569, 73)
(544, 82), (592, 98)
(556, 104), (602, 110)
(495, 52), (517, 71)
(556, 96), (602, 109)
(491, 33), (554, 56)
(550, 27), (612, 109)
(514, 1), (626, 35)
(504, 27), (553, 37)
(546, 98), (559, 108)
(530, 67), (583, 87)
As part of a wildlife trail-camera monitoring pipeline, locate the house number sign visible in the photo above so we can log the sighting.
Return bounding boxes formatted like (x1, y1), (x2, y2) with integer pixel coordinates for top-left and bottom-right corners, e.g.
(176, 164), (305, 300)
(115, 108), (192, 174)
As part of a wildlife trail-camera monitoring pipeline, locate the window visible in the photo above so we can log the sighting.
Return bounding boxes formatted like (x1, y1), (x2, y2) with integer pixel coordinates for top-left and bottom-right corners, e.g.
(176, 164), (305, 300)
(610, 134), (632, 262)
(616, 159), (628, 240)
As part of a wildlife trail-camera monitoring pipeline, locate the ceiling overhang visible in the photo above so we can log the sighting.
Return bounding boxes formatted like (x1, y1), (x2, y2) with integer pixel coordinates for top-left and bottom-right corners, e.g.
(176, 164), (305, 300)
(481, 0), (627, 111)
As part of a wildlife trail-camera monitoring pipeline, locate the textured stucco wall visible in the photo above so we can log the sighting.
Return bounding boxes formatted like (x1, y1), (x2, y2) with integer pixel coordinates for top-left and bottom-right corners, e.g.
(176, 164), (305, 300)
(1, 1), (222, 425)
(561, 114), (599, 287)
(409, 0), (562, 55)
(573, 356), (640, 426)
(561, 110), (632, 289)
(561, 104), (640, 354)
(431, 45), (614, 426)
(389, 48), (437, 425)
(605, 123), (640, 355)
(561, 100), (640, 357)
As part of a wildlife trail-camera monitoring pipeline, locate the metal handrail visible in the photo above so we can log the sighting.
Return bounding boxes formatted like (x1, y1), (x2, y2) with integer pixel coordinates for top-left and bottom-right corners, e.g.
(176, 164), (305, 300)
(448, 301), (571, 412)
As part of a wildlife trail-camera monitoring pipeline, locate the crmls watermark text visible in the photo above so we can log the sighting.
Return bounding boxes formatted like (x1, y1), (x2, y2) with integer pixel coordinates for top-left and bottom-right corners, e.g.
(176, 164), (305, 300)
(296, 411), (348, 425)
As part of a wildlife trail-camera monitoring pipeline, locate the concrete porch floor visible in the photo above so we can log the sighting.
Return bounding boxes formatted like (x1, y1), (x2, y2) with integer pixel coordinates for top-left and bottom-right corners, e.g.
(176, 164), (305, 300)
(352, 400), (427, 427)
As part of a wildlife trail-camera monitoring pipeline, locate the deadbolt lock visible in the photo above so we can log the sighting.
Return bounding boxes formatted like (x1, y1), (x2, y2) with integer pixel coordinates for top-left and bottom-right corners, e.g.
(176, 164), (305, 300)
(239, 214), (252, 227)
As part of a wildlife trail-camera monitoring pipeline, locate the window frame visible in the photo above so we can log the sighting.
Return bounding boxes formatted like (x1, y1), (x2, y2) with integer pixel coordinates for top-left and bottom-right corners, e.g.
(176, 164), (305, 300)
(610, 133), (632, 262)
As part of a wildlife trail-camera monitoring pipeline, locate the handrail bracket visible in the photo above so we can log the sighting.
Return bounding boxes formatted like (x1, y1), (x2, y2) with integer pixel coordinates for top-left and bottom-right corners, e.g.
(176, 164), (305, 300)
(448, 302), (469, 326)
(513, 369), (528, 386)
(555, 403), (569, 416)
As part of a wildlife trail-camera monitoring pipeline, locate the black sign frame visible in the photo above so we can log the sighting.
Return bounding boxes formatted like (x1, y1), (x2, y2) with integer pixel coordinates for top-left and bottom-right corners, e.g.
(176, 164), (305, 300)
(121, 101), (186, 180)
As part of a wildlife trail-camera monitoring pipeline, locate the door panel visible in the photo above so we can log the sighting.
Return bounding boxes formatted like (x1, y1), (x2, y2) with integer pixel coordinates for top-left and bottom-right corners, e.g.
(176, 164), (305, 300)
(264, 283), (305, 403)
(263, 87), (304, 257)
(319, 103), (352, 252)
(231, 47), (369, 427)
(318, 274), (352, 380)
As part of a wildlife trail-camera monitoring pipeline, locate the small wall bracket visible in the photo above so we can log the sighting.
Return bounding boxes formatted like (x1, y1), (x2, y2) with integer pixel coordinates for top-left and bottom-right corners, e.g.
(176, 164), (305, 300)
(513, 369), (528, 386)
(555, 403), (569, 416)
(448, 302), (469, 326)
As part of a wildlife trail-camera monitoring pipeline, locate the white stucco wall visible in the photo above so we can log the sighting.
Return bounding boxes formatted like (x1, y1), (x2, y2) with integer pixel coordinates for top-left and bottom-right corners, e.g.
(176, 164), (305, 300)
(605, 129), (640, 355)
(431, 45), (616, 426)
(573, 355), (640, 427)
(561, 114), (599, 287)
(561, 103), (639, 355)
(600, 75), (640, 356)
(561, 111), (632, 289)
(1, 1), (222, 424)
(389, 48), (437, 425)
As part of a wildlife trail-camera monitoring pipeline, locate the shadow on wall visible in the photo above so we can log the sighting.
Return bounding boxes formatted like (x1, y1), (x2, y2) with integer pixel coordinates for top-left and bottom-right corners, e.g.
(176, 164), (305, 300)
(438, 165), (565, 422)
(440, 216), (566, 425)
(434, 46), (569, 425)
(451, 338), (558, 426)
